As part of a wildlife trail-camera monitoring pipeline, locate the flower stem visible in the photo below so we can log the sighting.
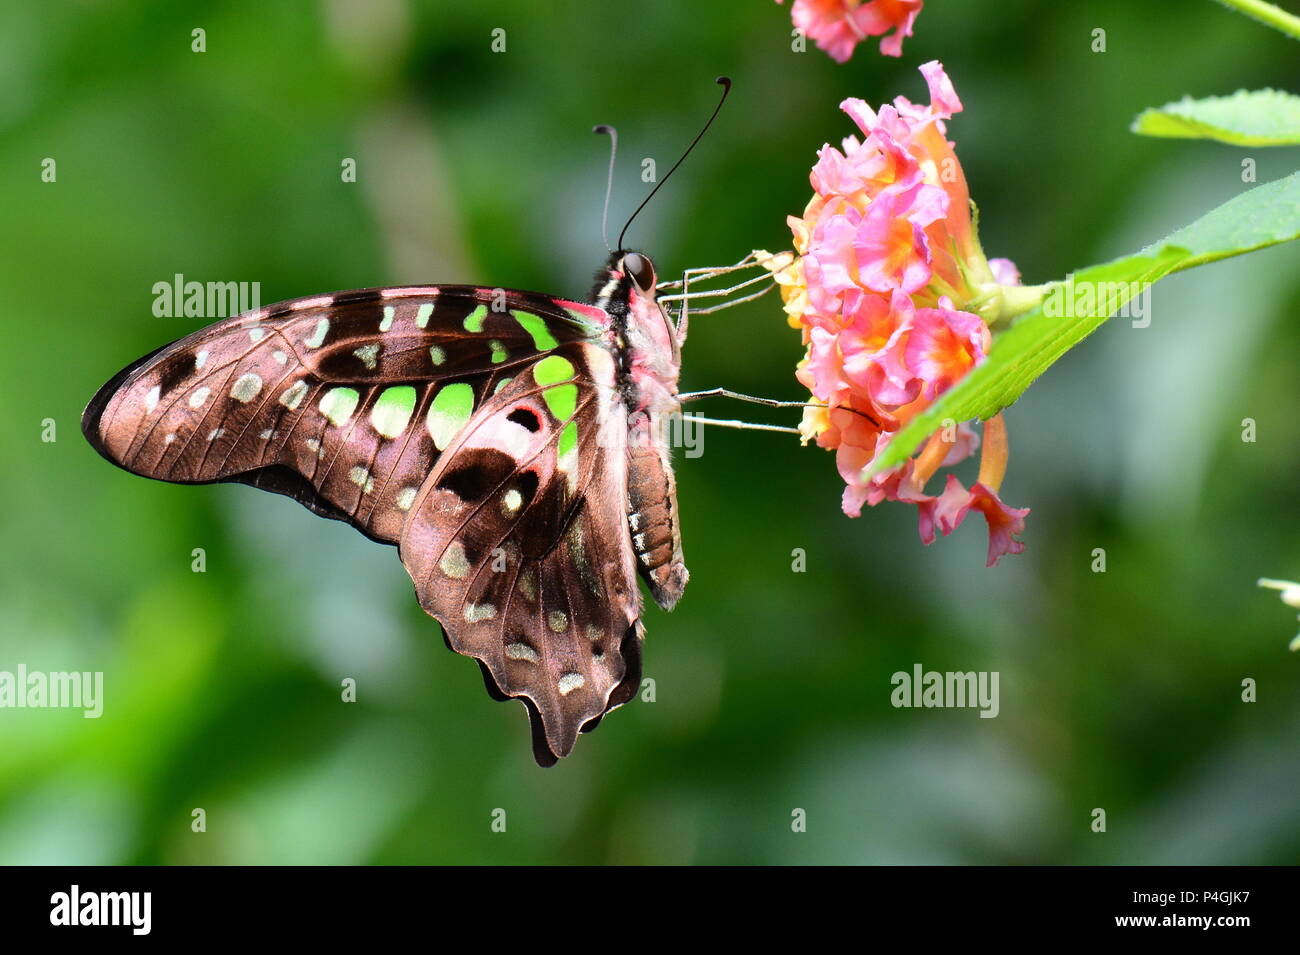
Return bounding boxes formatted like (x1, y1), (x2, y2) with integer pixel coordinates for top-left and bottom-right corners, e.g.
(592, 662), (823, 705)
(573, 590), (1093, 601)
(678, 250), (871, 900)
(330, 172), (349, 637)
(971, 282), (1052, 329)
(1213, 0), (1300, 40)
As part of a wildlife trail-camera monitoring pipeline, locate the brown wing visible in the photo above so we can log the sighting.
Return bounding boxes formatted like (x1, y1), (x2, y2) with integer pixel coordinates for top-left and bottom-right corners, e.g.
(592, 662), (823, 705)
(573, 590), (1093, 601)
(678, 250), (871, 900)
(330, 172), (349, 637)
(82, 286), (605, 543)
(398, 343), (643, 765)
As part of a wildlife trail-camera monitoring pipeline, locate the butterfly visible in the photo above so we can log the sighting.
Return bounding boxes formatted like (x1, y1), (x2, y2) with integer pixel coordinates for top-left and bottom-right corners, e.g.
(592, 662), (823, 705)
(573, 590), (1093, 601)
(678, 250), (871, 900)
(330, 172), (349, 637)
(81, 82), (745, 766)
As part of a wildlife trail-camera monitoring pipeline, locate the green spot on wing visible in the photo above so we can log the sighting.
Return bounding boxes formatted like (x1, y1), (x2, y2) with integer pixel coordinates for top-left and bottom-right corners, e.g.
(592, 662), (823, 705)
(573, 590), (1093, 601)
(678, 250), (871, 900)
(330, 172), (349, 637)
(426, 382), (475, 450)
(370, 385), (416, 438)
(319, 387), (359, 427)
(558, 421), (578, 460)
(463, 304), (487, 333)
(533, 354), (575, 387)
(489, 340), (508, 363)
(542, 383), (578, 422)
(511, 310), (559, 350)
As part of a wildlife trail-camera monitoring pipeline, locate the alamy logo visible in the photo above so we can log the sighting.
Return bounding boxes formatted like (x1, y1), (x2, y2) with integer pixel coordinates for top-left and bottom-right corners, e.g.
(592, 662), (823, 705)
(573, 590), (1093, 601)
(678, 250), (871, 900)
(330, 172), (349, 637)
(596, 409), (705, 458)
(890, 664), (1000, 718)
(50, 885), (151, 935)
(1042, 277), (1152, 328)
(0, 666), (103, 718)
(152, 273), (261, 318)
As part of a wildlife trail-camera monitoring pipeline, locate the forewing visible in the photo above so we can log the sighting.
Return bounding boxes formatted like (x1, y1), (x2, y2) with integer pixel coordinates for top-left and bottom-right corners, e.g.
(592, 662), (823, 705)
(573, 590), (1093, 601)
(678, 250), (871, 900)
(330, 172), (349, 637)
(82, 286), (607, 543)
(398, 342), (642, 765)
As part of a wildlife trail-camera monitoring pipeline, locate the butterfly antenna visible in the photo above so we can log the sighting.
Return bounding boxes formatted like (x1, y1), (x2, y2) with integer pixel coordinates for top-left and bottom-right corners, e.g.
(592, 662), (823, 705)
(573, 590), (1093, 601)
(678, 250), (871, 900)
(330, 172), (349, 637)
(616, 76), (731, 251)
(593, 124), (618, 253)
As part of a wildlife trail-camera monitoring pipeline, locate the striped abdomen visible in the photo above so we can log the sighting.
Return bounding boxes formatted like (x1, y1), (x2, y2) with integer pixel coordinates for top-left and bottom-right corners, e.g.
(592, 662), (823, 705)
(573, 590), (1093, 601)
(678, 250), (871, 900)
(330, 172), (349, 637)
(626, 443), (688, 610)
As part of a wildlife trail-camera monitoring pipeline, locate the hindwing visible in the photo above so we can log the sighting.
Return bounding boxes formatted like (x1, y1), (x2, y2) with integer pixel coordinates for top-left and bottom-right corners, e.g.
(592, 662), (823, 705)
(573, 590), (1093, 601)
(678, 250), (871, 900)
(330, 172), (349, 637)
(398, 342), (643, 765)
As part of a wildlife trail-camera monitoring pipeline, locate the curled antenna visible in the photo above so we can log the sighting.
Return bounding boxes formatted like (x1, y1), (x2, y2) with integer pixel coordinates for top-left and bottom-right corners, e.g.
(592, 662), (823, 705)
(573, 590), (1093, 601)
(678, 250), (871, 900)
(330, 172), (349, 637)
(616, 76), (731, 252)
(593, 124), (618, 253)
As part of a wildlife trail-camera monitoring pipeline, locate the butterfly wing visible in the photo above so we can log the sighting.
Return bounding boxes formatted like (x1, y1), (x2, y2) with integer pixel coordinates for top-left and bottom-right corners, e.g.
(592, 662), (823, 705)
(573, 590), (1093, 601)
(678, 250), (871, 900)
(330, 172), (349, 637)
(398, 342), (643, 765)
(82, 286), (605, 543)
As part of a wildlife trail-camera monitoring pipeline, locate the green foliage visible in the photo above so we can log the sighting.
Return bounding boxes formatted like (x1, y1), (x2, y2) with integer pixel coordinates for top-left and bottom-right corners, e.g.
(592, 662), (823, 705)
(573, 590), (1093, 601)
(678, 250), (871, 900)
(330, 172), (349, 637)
(1, 0), (1298, 866)
(1213, 0), (1300, 40)
(1132, 89), (1300, 146)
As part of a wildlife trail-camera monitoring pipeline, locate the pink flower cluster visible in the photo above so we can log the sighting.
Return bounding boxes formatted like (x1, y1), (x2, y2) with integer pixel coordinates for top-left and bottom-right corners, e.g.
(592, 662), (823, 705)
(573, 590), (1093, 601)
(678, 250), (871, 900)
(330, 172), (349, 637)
(777, 0), (923, 61)
(764, 62), (1029, 566)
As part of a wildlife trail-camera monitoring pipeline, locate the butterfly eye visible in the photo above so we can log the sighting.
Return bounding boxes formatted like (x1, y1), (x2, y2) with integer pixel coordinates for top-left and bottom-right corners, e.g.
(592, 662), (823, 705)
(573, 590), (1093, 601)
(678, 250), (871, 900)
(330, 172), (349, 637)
(622, 252), (656, 292)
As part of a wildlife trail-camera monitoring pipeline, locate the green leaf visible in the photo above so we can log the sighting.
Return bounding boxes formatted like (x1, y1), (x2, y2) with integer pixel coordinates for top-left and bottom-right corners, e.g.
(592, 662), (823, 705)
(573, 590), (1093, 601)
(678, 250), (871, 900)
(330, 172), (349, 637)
(1132, 89), (1300, 146)
(1212, 0), (1300, 41)
(866, 171), (1300, 477)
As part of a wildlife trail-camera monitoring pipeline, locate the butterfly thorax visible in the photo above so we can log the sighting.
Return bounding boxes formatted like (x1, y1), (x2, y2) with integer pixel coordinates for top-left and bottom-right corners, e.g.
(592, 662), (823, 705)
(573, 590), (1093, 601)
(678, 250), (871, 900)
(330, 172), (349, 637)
(591, 252), (681, 420)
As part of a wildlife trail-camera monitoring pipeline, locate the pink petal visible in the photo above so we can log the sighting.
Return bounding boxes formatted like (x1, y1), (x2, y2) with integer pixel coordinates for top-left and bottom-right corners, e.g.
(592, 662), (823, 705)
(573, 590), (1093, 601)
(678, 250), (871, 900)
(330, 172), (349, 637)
(918, 60), (963, 118)
(989, 257), (1022, 287)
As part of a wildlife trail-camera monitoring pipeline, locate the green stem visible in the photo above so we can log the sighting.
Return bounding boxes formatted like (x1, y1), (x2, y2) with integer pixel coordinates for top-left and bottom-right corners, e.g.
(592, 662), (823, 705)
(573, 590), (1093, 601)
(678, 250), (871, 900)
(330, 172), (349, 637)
(1213, 0), (1300, 40)
(969, 282), (1053, 329)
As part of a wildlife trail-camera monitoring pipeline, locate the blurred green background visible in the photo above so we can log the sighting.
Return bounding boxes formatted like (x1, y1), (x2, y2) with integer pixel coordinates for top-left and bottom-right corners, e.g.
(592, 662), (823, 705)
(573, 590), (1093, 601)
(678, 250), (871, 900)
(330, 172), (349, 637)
(2, 0), (1298, 865)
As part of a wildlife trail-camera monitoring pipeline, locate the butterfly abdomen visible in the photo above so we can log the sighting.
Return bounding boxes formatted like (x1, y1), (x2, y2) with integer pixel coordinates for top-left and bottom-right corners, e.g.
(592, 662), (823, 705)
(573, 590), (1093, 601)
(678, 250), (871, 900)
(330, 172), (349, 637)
(626, 442), (688, 610)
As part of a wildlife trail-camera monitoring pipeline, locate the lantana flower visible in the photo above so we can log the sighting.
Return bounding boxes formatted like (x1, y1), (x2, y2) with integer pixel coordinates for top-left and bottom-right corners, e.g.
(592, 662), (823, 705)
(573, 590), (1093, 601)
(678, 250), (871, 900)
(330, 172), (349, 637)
(761, 61), (1034, 566)
(776, 0), (924, 61)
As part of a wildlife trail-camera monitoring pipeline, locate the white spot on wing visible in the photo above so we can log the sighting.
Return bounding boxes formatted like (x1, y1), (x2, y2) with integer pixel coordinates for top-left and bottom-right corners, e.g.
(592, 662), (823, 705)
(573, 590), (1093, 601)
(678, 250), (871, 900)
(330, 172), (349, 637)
(230, 372), (263, 403)
(505, 642), (538, 663)
(439, 541), (470, 579)
(348, 465), (374, 493)
(279, 380), (308, 410)
(557, 672), (585, 695)
(464, 603), (496, 623)
(353, 343), (380, 369)
(304, 318), (329, 348)
(188, 386), (211, 409)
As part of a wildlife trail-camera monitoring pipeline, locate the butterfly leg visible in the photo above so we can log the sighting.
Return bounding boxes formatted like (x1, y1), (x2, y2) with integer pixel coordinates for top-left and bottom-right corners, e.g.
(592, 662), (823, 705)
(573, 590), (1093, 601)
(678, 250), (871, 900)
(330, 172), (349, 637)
(655, 252), (764, 290)
(678, 388), (816, 409)
(657, 269), (774, 305)
(671, 390), (805, 437)
(685, 416), (801, 436)
(678, 388), (883, 430)
(663, 264), (778, 342)
(675, 281), (776, 316)
(656, 249), (789, 291)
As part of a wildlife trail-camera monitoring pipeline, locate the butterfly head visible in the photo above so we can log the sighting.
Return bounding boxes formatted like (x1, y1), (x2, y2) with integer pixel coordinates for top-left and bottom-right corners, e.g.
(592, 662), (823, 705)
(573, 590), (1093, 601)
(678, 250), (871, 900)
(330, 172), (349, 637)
(592, 249), (682, 409)
(592, 248), (656, 305)
(597, 248), (679, 342)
